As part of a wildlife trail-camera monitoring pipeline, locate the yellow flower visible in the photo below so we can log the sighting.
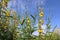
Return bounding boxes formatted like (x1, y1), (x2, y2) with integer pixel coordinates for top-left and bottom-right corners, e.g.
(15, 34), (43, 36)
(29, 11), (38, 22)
(38, 29), (42, 33)
(39, 12), (43, 17)
(5, 11), (10, 16)
(27, 18), (30, 23)
(2, 0), (5, 4)
(2, 0), (8, 5)
(27, 26), (30, 29)
(40, 19), (44, 24)
(27, 19), (30, 23)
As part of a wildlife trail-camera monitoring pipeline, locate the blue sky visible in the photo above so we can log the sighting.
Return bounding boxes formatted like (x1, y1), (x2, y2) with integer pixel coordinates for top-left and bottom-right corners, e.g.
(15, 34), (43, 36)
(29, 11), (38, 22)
(45, 0), (60, 27)
(8, 0), (60, 28)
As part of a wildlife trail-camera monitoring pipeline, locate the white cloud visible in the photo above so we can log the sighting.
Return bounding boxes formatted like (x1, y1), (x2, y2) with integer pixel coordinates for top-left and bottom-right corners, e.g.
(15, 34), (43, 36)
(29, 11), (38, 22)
(32, 24), (47, 36)
(34, 24), (46, 30)
(32, 30), (39, 36)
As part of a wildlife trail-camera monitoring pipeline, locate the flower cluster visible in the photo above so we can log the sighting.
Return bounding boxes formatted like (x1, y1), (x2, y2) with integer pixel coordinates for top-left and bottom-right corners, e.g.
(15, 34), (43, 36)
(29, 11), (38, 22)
(1, 0), (8, 7)
(0, 0), (9, 33)
(38, 9), (44, 33)
(38, 8), (44, 40)
(39, 11), (43, 17)
(26, 17), (31, 30)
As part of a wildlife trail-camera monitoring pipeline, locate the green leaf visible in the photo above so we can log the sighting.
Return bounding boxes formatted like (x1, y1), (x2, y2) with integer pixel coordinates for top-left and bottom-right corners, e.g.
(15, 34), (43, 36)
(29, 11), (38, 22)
(30, 15), (36, 23)
(21, 19), (25, 25)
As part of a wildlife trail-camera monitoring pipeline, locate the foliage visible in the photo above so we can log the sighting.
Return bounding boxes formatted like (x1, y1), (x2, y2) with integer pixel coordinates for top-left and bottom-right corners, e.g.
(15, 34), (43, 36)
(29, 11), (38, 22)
(0, 0), (60, 40)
